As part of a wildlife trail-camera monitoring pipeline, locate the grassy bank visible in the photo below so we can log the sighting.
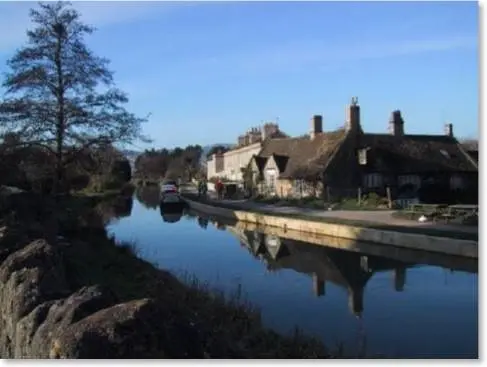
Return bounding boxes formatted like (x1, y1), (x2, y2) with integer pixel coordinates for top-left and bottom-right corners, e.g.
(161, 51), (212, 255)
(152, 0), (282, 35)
(182, 193), (478, 242)
(0, 190), (331, 358)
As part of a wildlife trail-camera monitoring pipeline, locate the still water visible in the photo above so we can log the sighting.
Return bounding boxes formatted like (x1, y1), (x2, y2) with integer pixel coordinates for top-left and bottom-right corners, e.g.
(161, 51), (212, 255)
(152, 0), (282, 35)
(106, 187), (478, 358)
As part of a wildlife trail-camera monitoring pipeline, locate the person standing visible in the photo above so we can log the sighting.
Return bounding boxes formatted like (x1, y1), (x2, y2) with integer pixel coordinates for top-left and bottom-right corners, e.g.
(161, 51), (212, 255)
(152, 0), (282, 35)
(215, 178), (224, 200)
(201, 179), (208, 198)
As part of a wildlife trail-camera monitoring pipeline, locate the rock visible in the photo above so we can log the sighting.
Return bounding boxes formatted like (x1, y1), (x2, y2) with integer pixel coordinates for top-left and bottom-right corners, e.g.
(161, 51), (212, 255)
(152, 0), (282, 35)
(53, 298), (204, 358)
(0, 239), (70, 358)
(0, 235), (205, 359)
(20, 285), (118, 358)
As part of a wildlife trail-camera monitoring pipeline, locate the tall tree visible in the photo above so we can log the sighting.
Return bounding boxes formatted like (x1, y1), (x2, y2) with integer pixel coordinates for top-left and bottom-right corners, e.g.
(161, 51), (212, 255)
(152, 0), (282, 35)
(0, 1), (149, 194)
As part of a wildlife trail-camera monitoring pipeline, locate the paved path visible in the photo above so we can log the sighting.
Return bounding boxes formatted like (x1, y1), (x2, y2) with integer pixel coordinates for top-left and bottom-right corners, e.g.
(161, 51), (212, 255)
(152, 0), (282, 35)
(182, 186), (477, 235)
(221, 198), (477, 235)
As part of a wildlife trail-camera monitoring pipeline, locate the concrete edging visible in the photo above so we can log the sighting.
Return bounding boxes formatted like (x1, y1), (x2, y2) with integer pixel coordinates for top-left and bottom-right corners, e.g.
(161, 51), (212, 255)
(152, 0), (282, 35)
(184, 198), (478, 259)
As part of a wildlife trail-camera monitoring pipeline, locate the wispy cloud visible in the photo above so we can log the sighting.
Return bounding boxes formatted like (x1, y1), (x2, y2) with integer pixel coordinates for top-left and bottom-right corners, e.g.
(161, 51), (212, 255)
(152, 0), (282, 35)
(0, 1), (187, 54)
(113, 33), (477, 102)
(187, 35), (477, 75)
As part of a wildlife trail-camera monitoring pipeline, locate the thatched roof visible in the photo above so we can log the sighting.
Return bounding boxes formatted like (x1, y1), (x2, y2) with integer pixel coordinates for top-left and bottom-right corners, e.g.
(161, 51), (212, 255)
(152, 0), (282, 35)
(256, 129), (347, 179)
(359, 134), (478, 173)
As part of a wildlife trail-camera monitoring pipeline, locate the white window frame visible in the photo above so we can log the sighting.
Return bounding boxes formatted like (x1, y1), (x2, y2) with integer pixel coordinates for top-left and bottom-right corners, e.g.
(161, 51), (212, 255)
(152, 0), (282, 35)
(266, 169), (277, 193)
(358, 149), (368, 165)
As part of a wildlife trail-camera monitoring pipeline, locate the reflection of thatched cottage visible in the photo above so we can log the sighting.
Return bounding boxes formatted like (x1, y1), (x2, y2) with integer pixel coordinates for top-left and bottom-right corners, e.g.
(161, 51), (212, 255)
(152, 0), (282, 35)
(249, 98), (478, 202)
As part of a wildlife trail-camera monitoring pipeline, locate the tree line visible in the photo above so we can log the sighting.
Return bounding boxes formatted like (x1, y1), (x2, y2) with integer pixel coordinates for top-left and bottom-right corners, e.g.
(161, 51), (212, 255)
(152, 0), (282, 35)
(134, 145), (204, 182)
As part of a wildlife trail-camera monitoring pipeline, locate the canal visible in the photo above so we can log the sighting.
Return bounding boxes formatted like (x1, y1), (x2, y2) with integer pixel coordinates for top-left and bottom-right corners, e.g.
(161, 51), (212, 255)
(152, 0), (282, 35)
(106, 187), (478, 358)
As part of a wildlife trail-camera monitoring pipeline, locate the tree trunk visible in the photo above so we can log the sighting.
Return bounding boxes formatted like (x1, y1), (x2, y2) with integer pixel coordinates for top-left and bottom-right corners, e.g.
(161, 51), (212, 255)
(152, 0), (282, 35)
(48, 27), (65, 244)
(53, 28), (65, 198)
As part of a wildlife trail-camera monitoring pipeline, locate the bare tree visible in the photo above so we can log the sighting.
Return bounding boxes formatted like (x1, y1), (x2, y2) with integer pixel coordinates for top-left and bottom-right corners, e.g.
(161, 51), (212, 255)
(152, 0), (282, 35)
(0, 1), (149, 195)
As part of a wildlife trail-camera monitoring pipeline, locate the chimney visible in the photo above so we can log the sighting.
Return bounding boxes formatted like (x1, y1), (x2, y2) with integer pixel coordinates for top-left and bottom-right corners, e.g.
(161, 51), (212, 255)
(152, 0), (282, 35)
(249, 128), (260, 144)
(247, 130), (254, 145)
(444, 123), (453, 137)
(310, 115), (323, 139)
(345, 97), (361, 132)
(238, 135), (245, 146)
(261, 122), (279, 141)
(388, 110), (404, 136)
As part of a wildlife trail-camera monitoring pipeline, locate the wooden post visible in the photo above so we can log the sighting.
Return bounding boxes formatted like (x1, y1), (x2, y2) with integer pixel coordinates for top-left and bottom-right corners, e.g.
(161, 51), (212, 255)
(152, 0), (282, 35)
(326, 186), (331, 202)
(386, 186), (392, 209)
(358, 187), (362, 206)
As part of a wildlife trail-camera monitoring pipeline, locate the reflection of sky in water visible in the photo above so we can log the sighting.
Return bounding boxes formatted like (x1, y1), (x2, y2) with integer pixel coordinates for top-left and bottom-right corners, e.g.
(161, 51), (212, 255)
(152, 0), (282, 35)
(107, 198), (478, 358)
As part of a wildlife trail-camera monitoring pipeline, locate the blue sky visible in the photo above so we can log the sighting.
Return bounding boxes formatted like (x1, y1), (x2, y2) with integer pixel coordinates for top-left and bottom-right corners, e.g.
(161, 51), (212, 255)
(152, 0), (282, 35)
(0, 1), (479, 150)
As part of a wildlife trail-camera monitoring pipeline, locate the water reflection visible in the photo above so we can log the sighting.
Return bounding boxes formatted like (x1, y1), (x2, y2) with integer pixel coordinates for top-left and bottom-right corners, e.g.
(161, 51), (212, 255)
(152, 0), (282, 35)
(105, 198), (478, 358)
(186, 210), (477, 319)
(135, 185), (160, 210)
(160, 206), (184, 224)
(96, 195), (134, 225)
(134, 185), (187, 224)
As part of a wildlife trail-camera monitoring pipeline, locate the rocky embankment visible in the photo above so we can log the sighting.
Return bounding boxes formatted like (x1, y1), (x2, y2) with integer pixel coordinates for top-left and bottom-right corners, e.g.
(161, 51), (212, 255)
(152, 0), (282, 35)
(0, 191), (329, 359)
(1, 239), (175, 358)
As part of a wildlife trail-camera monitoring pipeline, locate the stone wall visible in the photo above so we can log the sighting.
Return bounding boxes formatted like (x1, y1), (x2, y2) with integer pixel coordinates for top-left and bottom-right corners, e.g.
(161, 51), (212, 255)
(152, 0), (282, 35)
(0, 239), (179, 358)
(184, 199), (478, 259)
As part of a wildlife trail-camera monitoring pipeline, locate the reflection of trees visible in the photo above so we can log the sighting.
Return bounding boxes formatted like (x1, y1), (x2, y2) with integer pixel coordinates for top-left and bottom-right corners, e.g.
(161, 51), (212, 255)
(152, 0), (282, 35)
(135, 185), (160, 210)
(197, 217), (209, 229)
(96, 196), (134, 225)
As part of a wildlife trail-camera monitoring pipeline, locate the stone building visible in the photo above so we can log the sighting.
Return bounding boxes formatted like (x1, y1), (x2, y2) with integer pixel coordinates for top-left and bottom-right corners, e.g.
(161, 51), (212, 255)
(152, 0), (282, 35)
(249, 98), (478, 202)
(206, 122), (287, 182)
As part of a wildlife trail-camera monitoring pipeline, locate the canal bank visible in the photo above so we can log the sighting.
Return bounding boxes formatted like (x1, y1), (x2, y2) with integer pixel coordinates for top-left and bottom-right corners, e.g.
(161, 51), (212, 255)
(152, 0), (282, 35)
(182, 196), (478, 259)
(108, 189), (478, 358)
(0, 191), (330, 358)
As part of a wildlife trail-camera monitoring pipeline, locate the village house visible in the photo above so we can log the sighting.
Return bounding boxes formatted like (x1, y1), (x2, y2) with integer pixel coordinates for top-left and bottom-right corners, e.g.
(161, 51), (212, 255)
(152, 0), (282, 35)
(248, 98), (478, 204)
(206, 122), (287, 182)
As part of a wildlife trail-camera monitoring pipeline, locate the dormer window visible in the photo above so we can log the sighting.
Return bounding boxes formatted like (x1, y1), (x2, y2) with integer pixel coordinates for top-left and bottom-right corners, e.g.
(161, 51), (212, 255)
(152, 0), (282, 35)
(440, 149), (450, 159)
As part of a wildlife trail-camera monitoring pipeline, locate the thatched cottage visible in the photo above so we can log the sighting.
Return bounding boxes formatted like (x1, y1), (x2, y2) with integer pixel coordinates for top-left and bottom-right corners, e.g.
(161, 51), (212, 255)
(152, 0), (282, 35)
(248, 98), (478, 203)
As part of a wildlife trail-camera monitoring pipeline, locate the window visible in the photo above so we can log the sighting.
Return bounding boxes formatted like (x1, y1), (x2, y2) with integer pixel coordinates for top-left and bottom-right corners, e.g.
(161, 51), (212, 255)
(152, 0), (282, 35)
(358, 149), (368, 165)
(398, 175), (421, 188)
(268, 174), (276, 189)
(293, 179), (305, 196)
(363, 173), (383, 188)
(266, 169), (277, 193)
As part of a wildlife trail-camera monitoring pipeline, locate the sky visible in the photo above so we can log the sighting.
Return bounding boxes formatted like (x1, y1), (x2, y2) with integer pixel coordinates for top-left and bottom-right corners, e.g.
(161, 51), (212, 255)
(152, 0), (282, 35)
(0, 1), (479, 150)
